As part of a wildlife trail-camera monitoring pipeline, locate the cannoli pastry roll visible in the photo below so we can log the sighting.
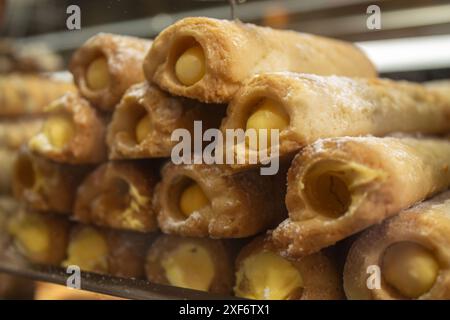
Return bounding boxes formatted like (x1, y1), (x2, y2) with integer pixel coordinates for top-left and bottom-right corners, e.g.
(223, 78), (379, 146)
(7, 208), (70, 265)
(234, 236), (343, 300)
(221, 73), (450, 166)
(107, 82), (225, 159)
(74, 161), (159, 233)
(70, 33), (152, 111)
(0, 147), (16, 194)
(144, 17), (376, 103)
(145, 234), (235, 294)
(0, 118), (44, 150)
(272, 136), (450, 258)
(344, 191), (450, 300)
(62, 225), (148, 278)
(12, 147), (91, 213)
(28, 93), (107, 164)
(0, 74), (75, 117)
(154, 163), (287, 238)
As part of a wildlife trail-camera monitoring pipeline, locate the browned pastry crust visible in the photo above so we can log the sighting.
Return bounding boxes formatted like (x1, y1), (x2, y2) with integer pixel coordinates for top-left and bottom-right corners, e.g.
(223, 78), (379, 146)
(145, 234), (235, 294)
(28, 92), (107, 164)
(74, 161), (159, 233)
(107, 82), (225, 159)
(70, 33), (152, 111)
(144, 17), (376, 103)
(344, 191), (450, 300)
(8, 208), (70, 265)
(154, 163), (287, 238)
(66, 225), (149, 278)
(0, 118), (44, 150)
(0, 74), (75, 117)
(272, 136), (450, 258)
(221, 73), (450, 166)
(12, 147), (91, 214)
(234, 236), (344, 300)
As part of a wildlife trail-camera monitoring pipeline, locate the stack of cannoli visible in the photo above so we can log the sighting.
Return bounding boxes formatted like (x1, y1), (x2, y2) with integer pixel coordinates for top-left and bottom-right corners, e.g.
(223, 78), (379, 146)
(4, 34), (155, 281)
(0, 73), (73, 301)
(3, 16), (450, 300)
(0, 74), (76, 194)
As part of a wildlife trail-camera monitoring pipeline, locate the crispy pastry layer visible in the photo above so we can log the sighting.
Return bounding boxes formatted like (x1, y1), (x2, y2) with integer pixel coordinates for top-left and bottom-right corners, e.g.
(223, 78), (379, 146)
(0, 74), (75, 117)
(28, 93), (107, 164)
(12, 147), (91, 214)
(272, 136), (450, 257)
(145, 234), (235, 294)
(107, 82), (225, 159)
(144, 17), (376, 103)
(74, 161), (159, 233)
(154, 163), (287, 238)
(221, 73), (450, 166)
(234, 236), (344, 300)
(70, 33), (152, 111)
(344, 191), (450, 300)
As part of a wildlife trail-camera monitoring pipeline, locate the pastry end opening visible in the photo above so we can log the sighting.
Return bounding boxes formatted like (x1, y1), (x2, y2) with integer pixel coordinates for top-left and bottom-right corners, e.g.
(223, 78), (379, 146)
(303, 160), (352, 219)
(382, 241), (439, 299)
(234, 251), (303, 300)
(161, 242), (215, 292)
(85, 55), (110, 91)
(244, 98), (289, 150)
(170, 37), (206, 86)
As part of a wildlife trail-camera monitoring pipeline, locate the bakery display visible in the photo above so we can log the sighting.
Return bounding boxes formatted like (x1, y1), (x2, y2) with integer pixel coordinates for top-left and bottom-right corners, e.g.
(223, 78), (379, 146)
(1, 11), (450, 301)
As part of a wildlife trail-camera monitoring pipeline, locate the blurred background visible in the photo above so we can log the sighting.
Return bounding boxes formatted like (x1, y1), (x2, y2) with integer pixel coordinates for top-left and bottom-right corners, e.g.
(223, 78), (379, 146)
(1, 0), (450, 79)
